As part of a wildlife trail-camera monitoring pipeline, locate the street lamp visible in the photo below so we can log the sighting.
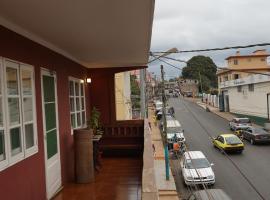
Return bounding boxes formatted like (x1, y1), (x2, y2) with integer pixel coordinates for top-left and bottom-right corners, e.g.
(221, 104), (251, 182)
(148, 48), (178, 64)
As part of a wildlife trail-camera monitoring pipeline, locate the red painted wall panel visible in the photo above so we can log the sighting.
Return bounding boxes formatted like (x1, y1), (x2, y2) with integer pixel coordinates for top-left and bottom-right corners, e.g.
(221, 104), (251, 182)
(0, 25), (145, 200)
(0, 26), (90, 200)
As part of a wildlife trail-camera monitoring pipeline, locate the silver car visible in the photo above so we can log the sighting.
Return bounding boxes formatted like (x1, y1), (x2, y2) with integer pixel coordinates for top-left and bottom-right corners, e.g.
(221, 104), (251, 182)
(229, 117), (252, 131)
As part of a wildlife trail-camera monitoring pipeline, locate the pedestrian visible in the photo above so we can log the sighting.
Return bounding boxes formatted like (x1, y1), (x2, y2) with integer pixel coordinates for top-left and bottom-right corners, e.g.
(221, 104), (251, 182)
(152, 143), (156, 157)
(169, 106), (175, 117)
(153, 115), (157, 126)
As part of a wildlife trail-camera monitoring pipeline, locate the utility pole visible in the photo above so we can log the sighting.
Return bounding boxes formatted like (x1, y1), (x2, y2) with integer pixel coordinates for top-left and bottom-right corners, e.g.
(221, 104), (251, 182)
(198, 71), (203, 100)
(161, 65), (170, 180)
(140, 69), (146, 118)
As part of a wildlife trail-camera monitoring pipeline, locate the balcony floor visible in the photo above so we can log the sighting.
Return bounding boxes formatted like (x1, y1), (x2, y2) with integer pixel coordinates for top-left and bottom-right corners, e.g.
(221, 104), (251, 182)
(53, 157), (142, 200)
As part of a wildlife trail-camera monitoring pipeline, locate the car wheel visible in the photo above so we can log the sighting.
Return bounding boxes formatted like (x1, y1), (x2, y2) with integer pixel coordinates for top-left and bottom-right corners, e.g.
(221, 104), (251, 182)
(250, 139), (255, 145)
(219, 148), (225, 154)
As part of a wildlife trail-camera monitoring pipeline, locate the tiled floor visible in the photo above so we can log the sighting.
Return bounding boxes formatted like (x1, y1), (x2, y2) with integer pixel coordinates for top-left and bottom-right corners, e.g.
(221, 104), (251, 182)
(53, 157), (142, 200)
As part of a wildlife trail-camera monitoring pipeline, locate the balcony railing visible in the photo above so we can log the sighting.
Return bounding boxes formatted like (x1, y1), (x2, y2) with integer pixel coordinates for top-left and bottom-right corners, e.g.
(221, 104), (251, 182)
(219, 73), (270, 89)
(101, 120), (144, 155)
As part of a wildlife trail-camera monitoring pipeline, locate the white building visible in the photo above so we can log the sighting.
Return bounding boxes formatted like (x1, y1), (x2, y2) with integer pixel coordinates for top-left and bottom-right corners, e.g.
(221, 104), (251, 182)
(219, 73), (270, 120)
(115, 72), (132, 120)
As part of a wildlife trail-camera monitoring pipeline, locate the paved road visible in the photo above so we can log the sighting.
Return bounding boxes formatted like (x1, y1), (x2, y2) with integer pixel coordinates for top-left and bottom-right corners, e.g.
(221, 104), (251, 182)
(169, 97), (270, 200)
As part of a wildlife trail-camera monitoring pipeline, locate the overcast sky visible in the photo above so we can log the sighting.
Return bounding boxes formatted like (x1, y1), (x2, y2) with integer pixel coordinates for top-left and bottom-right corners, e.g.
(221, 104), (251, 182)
(149, 0), (270, 79)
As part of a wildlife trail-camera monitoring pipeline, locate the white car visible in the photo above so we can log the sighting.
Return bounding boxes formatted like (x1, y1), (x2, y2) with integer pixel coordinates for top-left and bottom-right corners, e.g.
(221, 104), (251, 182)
(229, 117), (252, 131)
(181, 151), (215, 186)
(155, 101), (163, 114)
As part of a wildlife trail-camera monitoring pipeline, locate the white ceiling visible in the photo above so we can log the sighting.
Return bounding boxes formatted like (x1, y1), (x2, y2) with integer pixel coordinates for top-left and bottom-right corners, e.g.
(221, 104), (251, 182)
(0, 0), (155, 68)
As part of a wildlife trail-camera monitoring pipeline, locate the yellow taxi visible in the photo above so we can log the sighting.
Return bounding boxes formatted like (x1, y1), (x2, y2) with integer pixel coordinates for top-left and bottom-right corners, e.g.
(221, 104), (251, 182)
(212, 134), (244, 153)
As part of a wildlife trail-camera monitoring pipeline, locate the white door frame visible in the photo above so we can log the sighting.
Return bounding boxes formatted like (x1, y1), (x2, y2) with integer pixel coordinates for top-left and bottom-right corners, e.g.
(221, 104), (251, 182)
(41, 68), (62, 199)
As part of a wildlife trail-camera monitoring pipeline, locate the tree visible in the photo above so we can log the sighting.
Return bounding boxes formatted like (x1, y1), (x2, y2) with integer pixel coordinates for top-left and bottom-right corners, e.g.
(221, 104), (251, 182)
(169, 78), (178, 82)
(130, 75), (140, 95)
(130, 75), (140, 109)
(181, 55), (217, 92)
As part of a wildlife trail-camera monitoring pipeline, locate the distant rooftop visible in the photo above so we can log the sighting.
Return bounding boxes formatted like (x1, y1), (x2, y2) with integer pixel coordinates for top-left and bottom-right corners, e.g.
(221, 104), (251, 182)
(225, 49), (270, 60)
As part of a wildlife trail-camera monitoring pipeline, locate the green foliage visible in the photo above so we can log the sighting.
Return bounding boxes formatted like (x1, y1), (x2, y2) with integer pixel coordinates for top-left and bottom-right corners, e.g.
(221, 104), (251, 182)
(130, 75), (140, 95)
(89, 107), (101, 130)
(210, 88), (219, 95)
(169, 78), (178, 82)
(130, 75), (140, 109)
(182, 55), (218, 92)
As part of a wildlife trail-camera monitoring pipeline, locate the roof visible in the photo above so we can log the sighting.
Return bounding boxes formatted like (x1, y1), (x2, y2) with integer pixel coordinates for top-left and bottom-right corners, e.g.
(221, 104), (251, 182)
(0, 0), (155, 69)
(225, 54), (270, 60)
(234, 117), (250, 120)
(216, 67), (270, 75)
(220, 134), (237, 138)
(167, 120), (181, 128)
(184, 151), (205, 159)
(167, 133), (183, 139)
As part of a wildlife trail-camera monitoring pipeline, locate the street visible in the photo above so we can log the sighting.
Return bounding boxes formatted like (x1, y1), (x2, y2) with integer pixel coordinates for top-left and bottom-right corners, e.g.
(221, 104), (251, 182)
(169, 97), (270, 200)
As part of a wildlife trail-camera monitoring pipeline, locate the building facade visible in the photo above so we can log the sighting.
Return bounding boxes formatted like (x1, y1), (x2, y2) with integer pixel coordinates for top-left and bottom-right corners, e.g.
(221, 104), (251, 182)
(115, 72), (132, 120)
(218, 50), (270, 121)
(219, 74), (270, 120)
(217, 50), (270, 86)
(178, 78), (199, 96)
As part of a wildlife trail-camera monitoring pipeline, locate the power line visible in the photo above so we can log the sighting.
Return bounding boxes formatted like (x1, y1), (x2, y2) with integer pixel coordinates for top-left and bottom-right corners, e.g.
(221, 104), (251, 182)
(152, 55), (270, 77)
(151, 54), (182, 70)
(151, 43), (270, 54)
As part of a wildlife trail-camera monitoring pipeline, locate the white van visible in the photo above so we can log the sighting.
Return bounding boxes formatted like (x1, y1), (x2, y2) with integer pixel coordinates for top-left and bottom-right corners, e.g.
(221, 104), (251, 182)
(166, 119), (185, 143)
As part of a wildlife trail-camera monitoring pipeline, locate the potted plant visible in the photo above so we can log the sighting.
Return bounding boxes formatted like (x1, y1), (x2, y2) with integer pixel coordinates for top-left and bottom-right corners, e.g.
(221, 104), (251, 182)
(89, 107), (103, 135)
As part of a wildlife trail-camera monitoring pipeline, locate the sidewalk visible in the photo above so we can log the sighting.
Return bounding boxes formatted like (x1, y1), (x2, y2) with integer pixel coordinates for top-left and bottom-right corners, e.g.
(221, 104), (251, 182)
(196, 101), (235, 121)
(194, 99), (262, 128)
(148, 108), (179, 200)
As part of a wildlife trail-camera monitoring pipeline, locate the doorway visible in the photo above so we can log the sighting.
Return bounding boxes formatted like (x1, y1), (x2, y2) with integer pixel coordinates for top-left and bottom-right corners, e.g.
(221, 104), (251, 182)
(41, 69), (62, 199)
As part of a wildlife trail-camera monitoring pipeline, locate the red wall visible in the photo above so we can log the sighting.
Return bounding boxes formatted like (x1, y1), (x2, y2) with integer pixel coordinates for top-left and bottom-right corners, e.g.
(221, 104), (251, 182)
(0, 25), (146, 200)
(0, 26), (90, 200)
(88, 66), (145, 125)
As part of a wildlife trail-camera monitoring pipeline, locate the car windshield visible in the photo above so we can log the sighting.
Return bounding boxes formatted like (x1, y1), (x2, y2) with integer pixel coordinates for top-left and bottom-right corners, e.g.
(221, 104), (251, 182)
(185, 158), (210, 169)
(238, 119), (251, 123)
(254, 128), (268, 134)
(167, 127), (183, 134)
(225, 136), (242, 145)
(166, 116), (174, 120)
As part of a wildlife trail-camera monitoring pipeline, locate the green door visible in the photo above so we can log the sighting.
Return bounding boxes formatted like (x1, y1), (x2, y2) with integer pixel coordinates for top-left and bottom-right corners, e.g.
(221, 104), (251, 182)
(41, 70), (61, 199)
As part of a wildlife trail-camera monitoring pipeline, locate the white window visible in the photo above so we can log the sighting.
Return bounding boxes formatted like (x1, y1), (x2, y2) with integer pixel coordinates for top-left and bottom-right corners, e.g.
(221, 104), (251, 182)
(69, 78), (86, 130)
(0, 58), (37, 171)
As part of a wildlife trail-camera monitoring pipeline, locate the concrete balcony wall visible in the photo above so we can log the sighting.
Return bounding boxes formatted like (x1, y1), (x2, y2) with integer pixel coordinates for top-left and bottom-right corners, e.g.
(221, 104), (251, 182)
(142, 119), (159, 200)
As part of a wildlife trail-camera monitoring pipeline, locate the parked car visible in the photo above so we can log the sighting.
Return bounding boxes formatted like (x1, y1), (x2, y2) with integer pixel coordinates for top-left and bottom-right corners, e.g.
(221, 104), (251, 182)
(180, 151), (215, 186)
(242, 127), (270, 145)
(154, 101), (163, 113)
(166, 119), (185, 149)
(229, 117), (252, 131)
(187, 189), (232, 200)
(160, 114), (174, 128)
(185, 91), (193, 97)
(212, 134), (244, 153)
